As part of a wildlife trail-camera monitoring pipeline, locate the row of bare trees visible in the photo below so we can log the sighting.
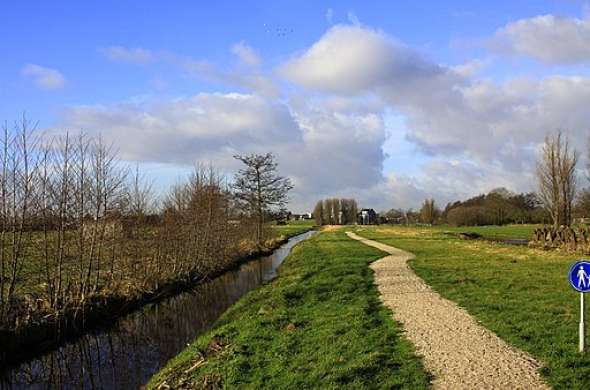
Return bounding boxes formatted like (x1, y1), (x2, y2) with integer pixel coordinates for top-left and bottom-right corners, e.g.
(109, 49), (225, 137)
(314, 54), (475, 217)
(0, 119), (287, 333)
(0, 119), (136, 326)
(313, 198), (358, 225)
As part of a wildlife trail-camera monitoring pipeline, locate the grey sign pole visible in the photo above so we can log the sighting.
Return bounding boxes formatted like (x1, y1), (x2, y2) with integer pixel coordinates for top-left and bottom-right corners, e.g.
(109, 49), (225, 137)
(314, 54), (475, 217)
(581, 292), (586, 353)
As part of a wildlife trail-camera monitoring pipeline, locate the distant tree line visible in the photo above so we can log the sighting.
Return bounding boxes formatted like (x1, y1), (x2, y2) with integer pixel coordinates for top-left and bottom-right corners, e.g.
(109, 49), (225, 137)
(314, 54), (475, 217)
(313, 198), (358, 225)
(380, 190), (544, 227)
(441, 189), (546, 226)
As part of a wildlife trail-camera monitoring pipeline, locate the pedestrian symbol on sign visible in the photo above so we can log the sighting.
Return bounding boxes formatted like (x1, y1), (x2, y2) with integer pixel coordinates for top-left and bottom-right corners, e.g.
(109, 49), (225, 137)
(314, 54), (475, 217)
(570, 261), (590, 292)
(578, 266), (590, 289)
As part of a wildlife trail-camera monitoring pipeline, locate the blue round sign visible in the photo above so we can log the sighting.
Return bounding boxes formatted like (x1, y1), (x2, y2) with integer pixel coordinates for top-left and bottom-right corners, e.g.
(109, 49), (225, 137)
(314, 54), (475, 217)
(569, 261), (590, 292)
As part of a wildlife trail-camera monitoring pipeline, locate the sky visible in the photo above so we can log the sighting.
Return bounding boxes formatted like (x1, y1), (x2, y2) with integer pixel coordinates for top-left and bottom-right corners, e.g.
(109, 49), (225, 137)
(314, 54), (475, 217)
(2, 1), (590, 212)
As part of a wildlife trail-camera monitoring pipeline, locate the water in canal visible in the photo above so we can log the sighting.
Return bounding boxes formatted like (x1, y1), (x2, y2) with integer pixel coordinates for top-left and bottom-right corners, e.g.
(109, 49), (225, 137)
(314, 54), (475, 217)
(0, 230), (316, 389)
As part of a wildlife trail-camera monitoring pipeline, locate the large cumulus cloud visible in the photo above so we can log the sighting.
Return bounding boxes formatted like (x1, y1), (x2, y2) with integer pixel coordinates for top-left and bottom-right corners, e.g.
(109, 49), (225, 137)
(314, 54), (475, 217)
(490, 14), (590, 64)
(280, 24), (590, 205)
(54, 92), (387, 211)
(280, 25), (461, 97)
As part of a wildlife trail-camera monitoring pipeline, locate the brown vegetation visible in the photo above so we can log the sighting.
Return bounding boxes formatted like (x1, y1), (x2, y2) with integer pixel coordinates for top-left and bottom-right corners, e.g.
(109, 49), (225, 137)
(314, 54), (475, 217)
(419, 198), (439, 225)
(0, 120), (286, 363)
(442, 189), (546, 226)
(529, 225), (590, 253)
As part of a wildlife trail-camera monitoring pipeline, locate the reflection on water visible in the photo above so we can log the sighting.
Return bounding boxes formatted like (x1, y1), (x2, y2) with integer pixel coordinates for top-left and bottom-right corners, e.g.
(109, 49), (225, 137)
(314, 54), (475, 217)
(0, 231), (315, 390)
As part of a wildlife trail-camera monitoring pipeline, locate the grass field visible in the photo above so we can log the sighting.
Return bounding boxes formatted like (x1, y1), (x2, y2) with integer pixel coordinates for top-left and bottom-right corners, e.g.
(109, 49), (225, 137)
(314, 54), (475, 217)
(355, 225), (590, 389)
(271, 219), (316, 238)
(148, 228), (429, 389)
(433, 223), (539, 240)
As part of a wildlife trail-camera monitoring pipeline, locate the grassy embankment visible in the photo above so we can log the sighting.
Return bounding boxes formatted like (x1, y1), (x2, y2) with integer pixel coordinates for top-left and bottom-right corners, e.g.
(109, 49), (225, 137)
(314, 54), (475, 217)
(271, 219), (316, 238)
(148, 228), (430, 389)
(355, 225), (590, 390)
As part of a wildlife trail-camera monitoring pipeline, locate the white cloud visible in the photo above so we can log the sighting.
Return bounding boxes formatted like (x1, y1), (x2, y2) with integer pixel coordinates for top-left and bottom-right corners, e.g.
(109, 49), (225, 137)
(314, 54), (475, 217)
(98, 44), (276, 96)
(326, 8), (334, 25)
(171, 54), (279, 97)
(490, 14), (590, 64)
(53, 93), (387, 212)
(277, 23), (590, 210)
(279, 24), (590, 166)
(98, 46), (154, 64)
(280, 25), (459, 97)
(231, 42), (261, 66)
(451, 59), (488, 78)
(55, 93), (299, 164)
(21, 64), (66, 90)
(347, 11), (361, 26)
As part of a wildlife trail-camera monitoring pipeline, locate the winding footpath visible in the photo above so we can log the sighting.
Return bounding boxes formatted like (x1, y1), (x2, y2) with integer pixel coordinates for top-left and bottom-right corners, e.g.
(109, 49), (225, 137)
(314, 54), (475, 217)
(346, 231), (550, 390)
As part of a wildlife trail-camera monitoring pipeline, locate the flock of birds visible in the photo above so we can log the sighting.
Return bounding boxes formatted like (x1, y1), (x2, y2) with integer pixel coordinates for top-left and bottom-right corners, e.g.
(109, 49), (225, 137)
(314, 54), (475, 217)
(263, 23), (294, 37)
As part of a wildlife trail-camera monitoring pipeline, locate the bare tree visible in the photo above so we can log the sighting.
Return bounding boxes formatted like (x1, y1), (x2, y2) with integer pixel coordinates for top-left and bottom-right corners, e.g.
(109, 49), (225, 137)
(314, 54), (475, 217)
(537, 131), (579, 228)
(419, 198), (439, 225)
(313, 200), (324, 226)
(312, 198), (358, 225)
(233, 153), (293, 243)
(127, 165), (154, 217)
(322, 198), (333, 224)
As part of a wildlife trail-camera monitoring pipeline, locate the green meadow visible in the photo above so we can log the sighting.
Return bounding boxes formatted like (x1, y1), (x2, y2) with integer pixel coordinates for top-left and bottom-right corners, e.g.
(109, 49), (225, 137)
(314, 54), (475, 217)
(148, 228), (430, 389)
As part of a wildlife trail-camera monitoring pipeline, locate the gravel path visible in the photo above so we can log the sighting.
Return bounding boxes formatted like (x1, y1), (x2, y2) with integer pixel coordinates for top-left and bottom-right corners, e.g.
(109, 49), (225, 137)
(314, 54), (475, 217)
(346, 231), (550, 390)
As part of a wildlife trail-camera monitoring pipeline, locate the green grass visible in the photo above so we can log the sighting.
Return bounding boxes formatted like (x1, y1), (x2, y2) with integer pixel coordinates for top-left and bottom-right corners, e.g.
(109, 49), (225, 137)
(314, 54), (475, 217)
(391, 223), (538, 240)
(148, 229), (430, 389)
(271, 219), (316, 238)
(433, 224), (539, 240)
(356, 225), (590, 389)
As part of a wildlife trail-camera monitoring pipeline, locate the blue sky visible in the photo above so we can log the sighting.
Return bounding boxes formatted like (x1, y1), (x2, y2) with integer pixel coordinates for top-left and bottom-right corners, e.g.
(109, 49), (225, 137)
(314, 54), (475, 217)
(3, 0), (585, 120)
(2, 1), (590, 211)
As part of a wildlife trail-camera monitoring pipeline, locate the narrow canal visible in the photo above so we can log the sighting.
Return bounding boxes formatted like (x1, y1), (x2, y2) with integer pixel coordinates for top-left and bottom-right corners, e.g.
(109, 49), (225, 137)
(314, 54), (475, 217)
(0, 230), (316, 389)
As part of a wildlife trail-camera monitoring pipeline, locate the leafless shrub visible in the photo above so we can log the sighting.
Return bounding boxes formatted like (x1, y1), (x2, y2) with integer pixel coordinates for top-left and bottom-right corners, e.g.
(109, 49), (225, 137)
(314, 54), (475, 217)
(0, 122), (285, 333)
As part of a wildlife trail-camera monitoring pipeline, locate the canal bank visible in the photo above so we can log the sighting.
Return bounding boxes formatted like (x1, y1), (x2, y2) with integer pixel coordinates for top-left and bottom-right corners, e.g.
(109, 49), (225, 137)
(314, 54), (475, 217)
(1, 230), (315, 389)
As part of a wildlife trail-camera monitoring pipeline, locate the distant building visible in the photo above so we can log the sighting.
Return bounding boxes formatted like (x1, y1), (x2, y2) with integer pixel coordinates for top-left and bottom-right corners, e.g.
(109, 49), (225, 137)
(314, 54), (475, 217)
(289, 212), (313, 221)
(358, 209), (378, 225)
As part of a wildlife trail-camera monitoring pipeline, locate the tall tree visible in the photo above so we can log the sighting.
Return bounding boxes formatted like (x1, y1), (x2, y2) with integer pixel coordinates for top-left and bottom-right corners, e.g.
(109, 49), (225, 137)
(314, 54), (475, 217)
(233, 153), (293, 243)
(537, 131), (579, 228)
(575, 189), (590, 219)
(419, 198), (439, 225)
(313, 200), (324, 226)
